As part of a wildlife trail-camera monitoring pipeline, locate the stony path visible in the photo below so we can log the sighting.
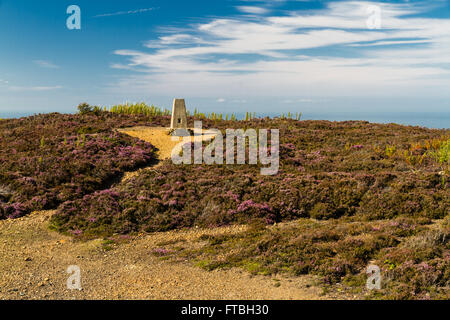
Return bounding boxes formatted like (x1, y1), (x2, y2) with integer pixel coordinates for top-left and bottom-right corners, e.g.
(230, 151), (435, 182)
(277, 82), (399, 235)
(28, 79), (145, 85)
(0, 127), (329, 300)
(0, 210), (327, 299)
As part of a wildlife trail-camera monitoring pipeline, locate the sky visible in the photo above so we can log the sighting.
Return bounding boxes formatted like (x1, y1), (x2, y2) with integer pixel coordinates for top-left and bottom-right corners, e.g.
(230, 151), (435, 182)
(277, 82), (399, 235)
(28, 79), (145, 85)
(0, 0), (449, 118)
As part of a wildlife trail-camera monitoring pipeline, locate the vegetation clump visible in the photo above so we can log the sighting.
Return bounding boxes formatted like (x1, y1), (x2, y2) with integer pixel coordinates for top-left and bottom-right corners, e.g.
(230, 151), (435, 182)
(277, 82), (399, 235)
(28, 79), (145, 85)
(0, 111), (160, 219)
(77, 102), (102, 115)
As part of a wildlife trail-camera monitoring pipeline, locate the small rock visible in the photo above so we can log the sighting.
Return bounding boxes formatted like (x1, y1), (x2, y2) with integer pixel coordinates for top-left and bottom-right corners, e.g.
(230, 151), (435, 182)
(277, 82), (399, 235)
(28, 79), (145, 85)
(24, 257), (32, 262)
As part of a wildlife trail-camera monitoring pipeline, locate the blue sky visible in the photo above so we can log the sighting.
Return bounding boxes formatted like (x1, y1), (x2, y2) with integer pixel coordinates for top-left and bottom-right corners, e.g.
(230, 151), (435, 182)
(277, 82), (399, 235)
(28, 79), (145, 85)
(0, 0), (449, 116)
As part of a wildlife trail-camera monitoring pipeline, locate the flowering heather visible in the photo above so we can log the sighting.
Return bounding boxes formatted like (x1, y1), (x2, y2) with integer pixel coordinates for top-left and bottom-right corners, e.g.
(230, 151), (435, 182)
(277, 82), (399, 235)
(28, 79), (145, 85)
(176, 216), (449, 299)
(52, 119), (448, 238)
(0, 112), (159, 219)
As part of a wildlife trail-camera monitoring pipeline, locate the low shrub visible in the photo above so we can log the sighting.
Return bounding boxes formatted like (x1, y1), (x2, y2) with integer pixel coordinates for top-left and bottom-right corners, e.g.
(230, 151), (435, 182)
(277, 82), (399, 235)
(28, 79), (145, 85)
(0, 112), (160, 219)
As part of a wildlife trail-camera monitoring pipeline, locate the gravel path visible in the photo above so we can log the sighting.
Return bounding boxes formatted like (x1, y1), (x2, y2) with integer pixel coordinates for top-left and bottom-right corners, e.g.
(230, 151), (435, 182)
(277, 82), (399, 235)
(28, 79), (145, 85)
(0, 210), (328, 300)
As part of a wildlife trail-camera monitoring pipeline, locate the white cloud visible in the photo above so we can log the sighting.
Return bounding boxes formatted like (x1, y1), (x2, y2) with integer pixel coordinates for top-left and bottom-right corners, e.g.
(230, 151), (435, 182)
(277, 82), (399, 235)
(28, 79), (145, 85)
(111, 1), (450, 99)
(217, 98), (226, 103)
(236, 6), (269, 15)
(34, 60), (59, 69)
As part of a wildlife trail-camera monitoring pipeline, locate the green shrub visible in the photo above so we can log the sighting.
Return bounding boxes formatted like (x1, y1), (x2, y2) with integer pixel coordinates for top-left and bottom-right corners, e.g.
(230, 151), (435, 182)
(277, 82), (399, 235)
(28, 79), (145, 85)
(77, 102), (93, 114)
(77, 103), (102, 115)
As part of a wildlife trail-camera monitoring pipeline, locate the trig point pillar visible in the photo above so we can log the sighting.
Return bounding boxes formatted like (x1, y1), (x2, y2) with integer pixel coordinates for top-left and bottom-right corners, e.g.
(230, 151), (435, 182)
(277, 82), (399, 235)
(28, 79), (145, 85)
(170, 99), (188, 129)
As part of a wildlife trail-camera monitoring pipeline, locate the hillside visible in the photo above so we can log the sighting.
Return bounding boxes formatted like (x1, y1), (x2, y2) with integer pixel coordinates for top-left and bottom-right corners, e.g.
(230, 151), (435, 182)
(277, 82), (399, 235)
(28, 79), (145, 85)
(0, 111), (448, 299)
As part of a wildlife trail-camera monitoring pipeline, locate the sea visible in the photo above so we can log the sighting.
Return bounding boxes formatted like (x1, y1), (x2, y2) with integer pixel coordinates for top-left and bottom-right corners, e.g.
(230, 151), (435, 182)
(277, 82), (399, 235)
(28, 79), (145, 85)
(1, 111), (449, 129)
(216, 111), (450, 129)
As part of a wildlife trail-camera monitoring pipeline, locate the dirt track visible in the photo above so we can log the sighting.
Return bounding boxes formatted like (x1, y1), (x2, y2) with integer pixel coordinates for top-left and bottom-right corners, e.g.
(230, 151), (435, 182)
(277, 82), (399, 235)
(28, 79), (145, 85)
(0, 127), (331, 300)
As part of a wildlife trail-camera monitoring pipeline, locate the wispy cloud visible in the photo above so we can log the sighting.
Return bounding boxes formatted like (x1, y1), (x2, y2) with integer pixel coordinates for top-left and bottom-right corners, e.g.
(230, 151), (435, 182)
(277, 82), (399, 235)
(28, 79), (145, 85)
(94, 7), (156, 18)
(283, 98), (330, 104)
(34, 60), (59, 69)
(236, 6), (269, 15)
(0, 79), (9, 85)
(8, 85), (62, 91)
(111, 1), (450, 99)
(349, 39), (433, 47)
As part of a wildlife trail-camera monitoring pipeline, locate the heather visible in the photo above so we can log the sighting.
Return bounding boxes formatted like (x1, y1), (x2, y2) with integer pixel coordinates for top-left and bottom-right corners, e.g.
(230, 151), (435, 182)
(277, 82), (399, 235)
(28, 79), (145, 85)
(159, 216), (448, 299)
(51, 119), (448, 234)
(51, 161), (449, 236)
(0, 111), (164, 219)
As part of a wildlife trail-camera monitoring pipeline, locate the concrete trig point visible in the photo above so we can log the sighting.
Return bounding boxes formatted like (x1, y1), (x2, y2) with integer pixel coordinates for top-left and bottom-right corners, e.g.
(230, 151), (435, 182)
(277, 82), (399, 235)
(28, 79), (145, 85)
(170, 99), (188, 129)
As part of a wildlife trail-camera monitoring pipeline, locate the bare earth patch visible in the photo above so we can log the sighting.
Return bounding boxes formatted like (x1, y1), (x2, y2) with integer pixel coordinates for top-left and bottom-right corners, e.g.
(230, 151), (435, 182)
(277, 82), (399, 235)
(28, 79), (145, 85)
(117, 126), (217, 181)
(0, 210), (330, 300)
